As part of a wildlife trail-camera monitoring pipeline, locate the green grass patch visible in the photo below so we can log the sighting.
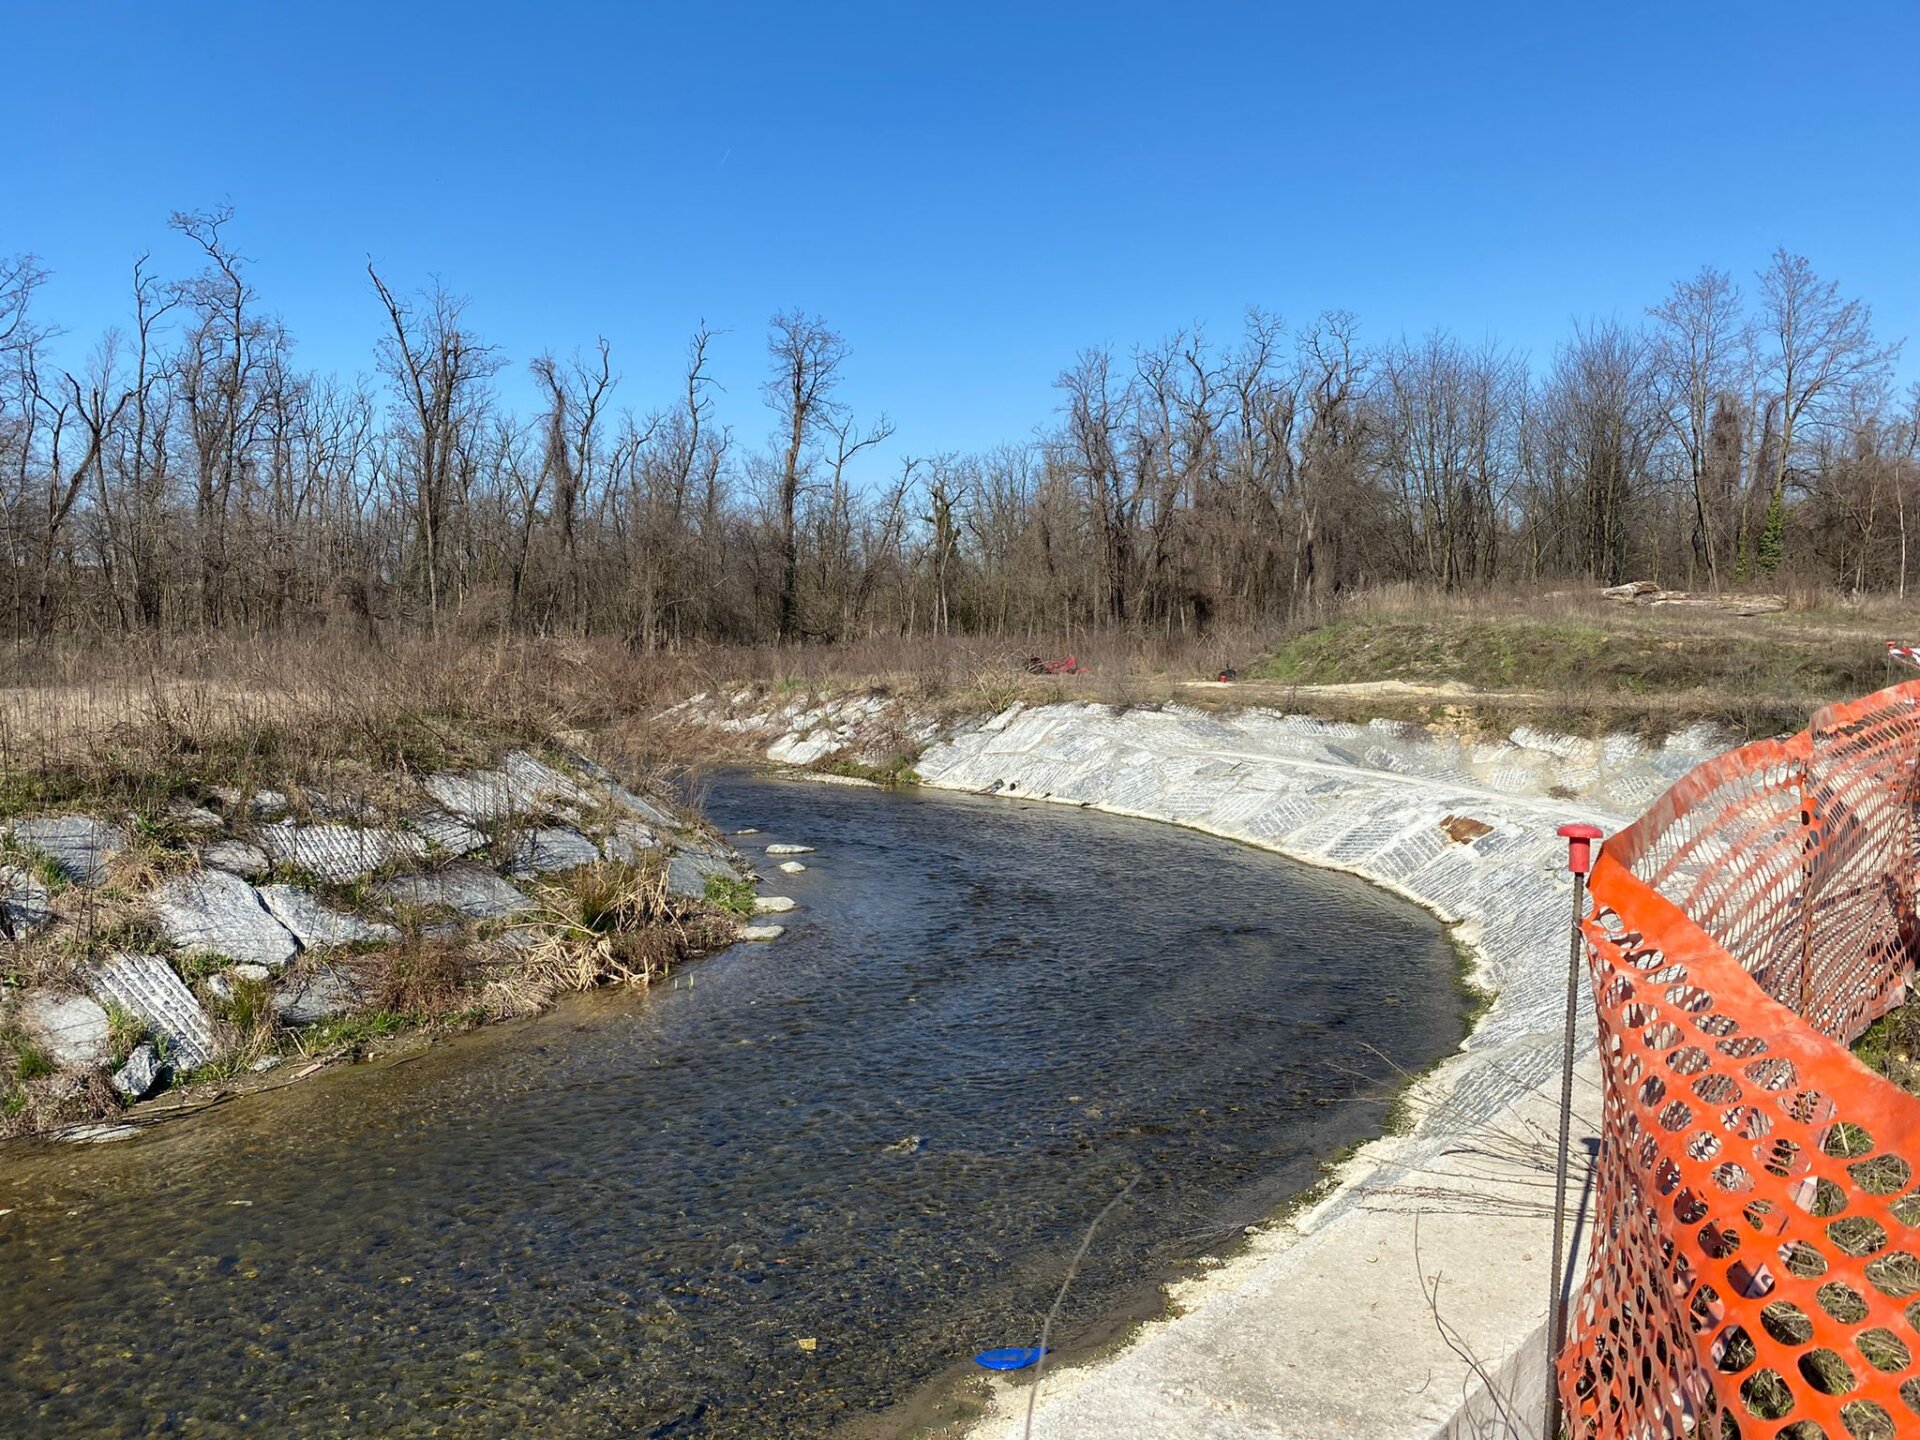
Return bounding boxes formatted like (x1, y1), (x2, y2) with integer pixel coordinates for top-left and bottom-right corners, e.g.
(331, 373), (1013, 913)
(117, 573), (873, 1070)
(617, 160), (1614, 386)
(703, 873), (758, 918)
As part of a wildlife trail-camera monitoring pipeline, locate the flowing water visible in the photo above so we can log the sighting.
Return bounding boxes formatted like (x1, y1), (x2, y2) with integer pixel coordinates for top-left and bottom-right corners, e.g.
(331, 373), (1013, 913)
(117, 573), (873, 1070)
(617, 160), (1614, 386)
(0, 773), (1469, 1438)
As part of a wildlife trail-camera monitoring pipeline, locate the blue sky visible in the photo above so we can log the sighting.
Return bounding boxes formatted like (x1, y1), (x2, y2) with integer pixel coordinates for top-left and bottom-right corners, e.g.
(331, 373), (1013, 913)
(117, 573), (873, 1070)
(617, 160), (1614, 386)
(6, 1), (1918, 472)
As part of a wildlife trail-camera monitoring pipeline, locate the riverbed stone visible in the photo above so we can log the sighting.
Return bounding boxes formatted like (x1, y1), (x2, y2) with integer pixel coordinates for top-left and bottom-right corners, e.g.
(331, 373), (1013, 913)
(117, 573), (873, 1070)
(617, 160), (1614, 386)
(765, 843), (814, 856)
(202, 838), (271, 878)
(777, 860), (807, 875)
(504, 826), (601, 878)
(1, 865), (53, 935)
(753, 895), (796, 914)
(257, 822), (427, 883)
(377, 863), (530, 920)
(666, 851), (736, 899)
(272, 963), (365, 1026)
(89, 953), (219, 1070)
(111, 1042), (162, 1101)
(152, 870), (299, 970)
(9, 815), (124, 886)
(16, 991), (112, 1068)
(258, 884), (399, 949)
(738, 924), (785, 942)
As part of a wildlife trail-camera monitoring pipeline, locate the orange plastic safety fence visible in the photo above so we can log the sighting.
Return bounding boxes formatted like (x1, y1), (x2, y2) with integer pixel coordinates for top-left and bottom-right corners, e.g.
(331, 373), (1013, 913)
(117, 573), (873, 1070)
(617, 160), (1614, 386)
(1559, 680), (1920, 1440)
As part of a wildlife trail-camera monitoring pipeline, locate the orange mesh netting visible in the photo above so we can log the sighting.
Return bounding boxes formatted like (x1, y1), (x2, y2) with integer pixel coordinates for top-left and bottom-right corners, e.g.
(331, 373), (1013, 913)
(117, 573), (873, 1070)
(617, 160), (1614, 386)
(1559, 679), (1920, 1439)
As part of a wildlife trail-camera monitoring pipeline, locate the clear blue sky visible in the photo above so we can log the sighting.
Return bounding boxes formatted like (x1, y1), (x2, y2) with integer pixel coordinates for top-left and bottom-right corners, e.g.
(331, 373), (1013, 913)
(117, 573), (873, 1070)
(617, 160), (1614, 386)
(7, 0), (1919, 473)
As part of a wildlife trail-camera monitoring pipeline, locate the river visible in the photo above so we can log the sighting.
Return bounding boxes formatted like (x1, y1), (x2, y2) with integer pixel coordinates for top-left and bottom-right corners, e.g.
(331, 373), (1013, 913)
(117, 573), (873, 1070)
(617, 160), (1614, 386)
(0, 771), (1468, 1438)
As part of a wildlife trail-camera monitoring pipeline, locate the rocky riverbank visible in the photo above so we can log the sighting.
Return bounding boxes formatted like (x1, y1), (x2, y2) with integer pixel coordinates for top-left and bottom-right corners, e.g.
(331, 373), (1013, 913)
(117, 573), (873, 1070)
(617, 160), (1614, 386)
(669, 685), (1724, 1439)
(0, 744), (784, 1142)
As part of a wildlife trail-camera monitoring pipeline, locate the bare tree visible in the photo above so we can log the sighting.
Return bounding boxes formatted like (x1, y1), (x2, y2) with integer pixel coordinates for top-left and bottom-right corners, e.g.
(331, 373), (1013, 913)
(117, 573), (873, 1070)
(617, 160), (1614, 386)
(369, 264), (501, 631)
(1754, 249), (1899, 575)
(1649, 266), (1748, 589)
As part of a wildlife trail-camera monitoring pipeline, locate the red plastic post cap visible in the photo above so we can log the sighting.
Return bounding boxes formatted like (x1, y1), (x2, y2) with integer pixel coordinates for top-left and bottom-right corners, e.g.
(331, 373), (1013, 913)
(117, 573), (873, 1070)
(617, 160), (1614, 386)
(1558, 822), (1604, 875)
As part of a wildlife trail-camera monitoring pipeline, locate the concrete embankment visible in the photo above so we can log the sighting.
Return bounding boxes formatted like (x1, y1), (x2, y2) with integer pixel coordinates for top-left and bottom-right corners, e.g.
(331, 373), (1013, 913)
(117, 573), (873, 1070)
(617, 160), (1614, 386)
(675, 689), (1720, 1438)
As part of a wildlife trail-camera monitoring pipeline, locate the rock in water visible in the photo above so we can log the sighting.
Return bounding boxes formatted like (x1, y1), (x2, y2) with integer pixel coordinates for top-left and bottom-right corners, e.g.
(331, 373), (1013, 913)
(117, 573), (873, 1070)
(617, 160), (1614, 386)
(778, 860), (807, 875)
(111, 1042), (162, 1101)
(16, 991), (112, 1069)
(753, 895), (796, 914)
(738, 924), (785, 942)
(8, 816), (125, 886)
(152, 871), (299, 970)
(765, 843), (815, 856)
(89, 953), (220, 1070)
(258, 884), (399, 948)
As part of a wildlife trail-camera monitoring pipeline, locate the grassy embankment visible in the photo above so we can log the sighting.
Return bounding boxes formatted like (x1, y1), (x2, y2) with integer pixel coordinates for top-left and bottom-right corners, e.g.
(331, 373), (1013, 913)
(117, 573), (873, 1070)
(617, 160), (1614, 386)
(0, 637), (744, 1137)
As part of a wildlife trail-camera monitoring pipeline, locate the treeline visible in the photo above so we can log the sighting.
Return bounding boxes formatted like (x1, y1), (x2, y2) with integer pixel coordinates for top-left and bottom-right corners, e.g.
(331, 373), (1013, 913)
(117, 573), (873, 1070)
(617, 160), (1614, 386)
(2, 209), (1913, 648)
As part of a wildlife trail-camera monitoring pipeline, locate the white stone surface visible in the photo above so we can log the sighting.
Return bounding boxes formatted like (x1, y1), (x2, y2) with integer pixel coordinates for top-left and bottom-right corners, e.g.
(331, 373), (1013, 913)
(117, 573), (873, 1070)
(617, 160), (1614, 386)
(0, 864), (53, 933)
(423, 750), (595, 822)
(202, 839), (271, 878)
(259, 884), (399, 949)
(9, 815), (124, 885)
(752, 895), (796, 914)
(273, 963), (365, 1026)
(737, 924), (784, 941)
(152, 871), (299, 970)
(377, 863), (530, 919)
(410, 811), (488, 856)
(777, 860), (807, 874)
(258, 822), (427, 882)
(16, 991), (111, 1068)
(764, 843), (814, 855)
(504, 826), (601, 877)
(89, 952), (219, 1070)
(111, 1042), (162, 1100)
(666, 851), (736, 899)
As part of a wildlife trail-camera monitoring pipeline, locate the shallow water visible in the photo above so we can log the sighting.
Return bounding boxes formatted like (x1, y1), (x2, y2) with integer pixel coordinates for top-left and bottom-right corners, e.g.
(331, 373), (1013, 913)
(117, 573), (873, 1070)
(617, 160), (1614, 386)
(0, 774), (1466, 1438)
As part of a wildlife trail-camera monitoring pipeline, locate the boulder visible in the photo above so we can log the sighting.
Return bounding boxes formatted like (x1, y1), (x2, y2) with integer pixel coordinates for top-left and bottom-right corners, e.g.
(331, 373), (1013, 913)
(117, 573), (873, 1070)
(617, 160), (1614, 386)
(504, 827), (601, 877)
(257, 822), (427, 883)
(111, 1042), (162, 1101)
(89, 953), (220, 1071)
(202, 839), (271, 878)
(272, 963), (365, 1027)
(0, 865), (53, 935)
(152, 870), (299, 970)
(765, 843), (815, 856)
(738, 925), (785, 942)
(16, 991), (112, 1069)
(667, 851), (736, 899)
(377, 863), (531, 920)
(753, 895), (796, 914)
(9, 815), (125, 886)
(777, 860), (807, 875)
(258, 884), (399, 949)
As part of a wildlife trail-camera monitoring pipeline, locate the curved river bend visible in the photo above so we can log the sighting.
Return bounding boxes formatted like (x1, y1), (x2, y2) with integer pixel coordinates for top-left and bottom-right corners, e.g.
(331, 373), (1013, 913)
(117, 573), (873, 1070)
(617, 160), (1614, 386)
(0, 773), (1467, 1438)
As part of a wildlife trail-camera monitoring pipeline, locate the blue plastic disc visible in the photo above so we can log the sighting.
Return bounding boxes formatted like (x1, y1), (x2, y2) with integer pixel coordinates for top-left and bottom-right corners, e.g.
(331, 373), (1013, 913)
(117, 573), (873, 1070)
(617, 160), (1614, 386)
(974, 1346), (1046, 1371)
